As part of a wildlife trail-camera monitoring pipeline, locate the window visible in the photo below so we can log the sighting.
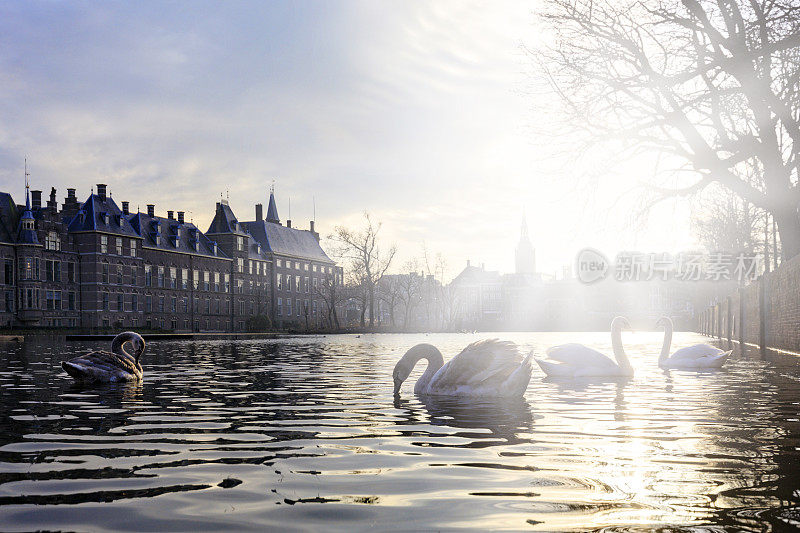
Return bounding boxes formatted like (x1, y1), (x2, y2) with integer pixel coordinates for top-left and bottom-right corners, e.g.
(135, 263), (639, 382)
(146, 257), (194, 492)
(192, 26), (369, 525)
(171, 297), (177, 312)
(5, 291), (13, 312)
(237, 258), (244, 273)
(296, 299), (301, 316)
(144, 265), (152, 287)
(100, 235), (108, 254)
(295, 275), (301, 292)
(67, 262), (75, 283)
(193, 269), (201, 290)
(277, 274), (282, 290)
(312, 301), (317, 317)
(157, 266), (164, 288)
(4, 259), (13, 285)
(286, 298), (292, 316)
(102, 292), (109, 310)
(158, 295), (165, 313)
(130, 239), (137, 257)
(45, 260), (61, 282)
(132, 294), (138, 312)
(304, 263), (309, 271)
(237, 236), (245, 252)
(205, 298), (210, 314)
(169, 267), (177, 289)
(45, 231), (60, 251)
(46, 290), (62, 310)
(303, 299), (308, 315)
(224, 273), (230, 293)
(203, 271), (210, 291)
(277, 297), (282, 316)
(117, 293), (123, 312)
(294, 262), (300, 270)
(181, 268), (188, 290)
(304, 277), (309, 293)
(116, 237), (122, 255)
(102, 263), (109, 284)
(236, 280), (243, 294)
(214, 272), (220, 292)
(68, 292), (75, 311)
(145, 295), (152, 312)
(277, 259), (282, 268)
(117, 264), (123, 284)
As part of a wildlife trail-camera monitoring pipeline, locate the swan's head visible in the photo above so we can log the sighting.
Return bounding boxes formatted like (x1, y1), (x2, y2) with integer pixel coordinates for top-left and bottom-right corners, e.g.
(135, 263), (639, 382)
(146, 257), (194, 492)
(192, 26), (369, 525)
(392, 359), (413, 394)
(655, 316), (673, 330)
(611, 316), (632, 331)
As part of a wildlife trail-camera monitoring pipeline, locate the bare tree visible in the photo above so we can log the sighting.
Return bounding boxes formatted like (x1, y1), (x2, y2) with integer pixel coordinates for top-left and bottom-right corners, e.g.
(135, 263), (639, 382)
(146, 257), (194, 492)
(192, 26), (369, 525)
(314, 273), (344, 330)
(533, 0), (800, 259)
(330, 212), (396, 328)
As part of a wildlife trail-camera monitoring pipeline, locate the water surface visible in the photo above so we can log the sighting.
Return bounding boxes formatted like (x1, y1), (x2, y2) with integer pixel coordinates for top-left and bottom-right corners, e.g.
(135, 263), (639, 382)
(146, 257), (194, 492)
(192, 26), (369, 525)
(1, 332), (799, 531)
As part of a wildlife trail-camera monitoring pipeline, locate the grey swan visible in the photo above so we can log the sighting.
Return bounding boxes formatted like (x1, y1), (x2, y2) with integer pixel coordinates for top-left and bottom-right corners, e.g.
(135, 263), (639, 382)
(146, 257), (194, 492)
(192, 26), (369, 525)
(61, 331), (145, 383)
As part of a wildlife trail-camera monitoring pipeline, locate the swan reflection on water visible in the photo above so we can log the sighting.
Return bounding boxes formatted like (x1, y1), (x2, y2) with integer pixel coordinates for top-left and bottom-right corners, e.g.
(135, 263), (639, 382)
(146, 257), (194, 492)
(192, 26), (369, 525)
(393, 394), (535, 442)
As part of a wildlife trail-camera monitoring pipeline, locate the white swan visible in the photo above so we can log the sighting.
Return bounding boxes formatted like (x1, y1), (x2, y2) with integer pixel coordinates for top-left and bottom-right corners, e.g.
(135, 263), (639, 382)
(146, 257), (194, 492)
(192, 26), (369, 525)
(535, 316), (633, 377)
(392, 339), (533, 397)
(62, 331), (145, 383)
(656, 316), (731, 369)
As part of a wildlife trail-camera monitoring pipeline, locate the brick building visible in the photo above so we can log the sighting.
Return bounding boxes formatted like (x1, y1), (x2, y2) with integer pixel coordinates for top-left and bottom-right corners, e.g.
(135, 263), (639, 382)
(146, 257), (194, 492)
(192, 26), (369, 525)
(0, 181), (341, 331)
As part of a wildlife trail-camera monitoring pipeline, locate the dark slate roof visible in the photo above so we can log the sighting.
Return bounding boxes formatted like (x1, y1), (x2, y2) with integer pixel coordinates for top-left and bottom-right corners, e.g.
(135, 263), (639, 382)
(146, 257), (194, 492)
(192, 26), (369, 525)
(66, 194), (141, 237)
(128, 212), (229, 259)
(0, 193), (19, 243)
(266, 192), (280, 223)
(242, 220), (333, 263)
(206, 201), (247, 235)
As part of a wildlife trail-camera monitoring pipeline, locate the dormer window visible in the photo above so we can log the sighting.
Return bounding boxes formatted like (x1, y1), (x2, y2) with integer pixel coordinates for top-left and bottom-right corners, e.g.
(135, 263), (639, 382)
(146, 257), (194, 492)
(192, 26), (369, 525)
(194, 240), (200, 252)
(45, 231), (60, 251)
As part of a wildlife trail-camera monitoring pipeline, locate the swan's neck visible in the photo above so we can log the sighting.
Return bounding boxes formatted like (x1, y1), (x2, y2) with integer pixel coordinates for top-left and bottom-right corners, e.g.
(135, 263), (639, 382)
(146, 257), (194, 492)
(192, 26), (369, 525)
(111, 333), (143, 363)
(659, 318), (673, 364)
(409, 347), (444, 394)
(611, 321), (633, 374)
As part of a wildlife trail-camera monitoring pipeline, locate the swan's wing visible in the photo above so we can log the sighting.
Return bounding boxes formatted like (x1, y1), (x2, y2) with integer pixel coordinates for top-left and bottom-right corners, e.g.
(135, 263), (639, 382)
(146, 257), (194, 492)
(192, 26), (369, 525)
(545, 343), (617, 368)
(670, 344), (724, 360)
(63, 350), (139, 378)
(429, 339), (522, 389)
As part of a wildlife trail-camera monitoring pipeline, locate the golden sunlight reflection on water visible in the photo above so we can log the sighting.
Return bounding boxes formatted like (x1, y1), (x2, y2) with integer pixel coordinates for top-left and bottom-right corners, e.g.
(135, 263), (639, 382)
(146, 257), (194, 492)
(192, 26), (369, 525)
(0, 332), (799, 531)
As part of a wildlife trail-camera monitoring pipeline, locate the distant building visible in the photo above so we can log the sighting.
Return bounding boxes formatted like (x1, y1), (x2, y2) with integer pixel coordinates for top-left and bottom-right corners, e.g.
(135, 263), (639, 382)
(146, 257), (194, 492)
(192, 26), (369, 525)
(0, 180), (342, 331)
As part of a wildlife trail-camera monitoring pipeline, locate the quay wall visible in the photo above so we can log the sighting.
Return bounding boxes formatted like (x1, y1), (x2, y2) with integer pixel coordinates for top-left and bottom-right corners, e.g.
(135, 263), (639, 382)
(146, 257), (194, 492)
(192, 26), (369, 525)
(698, 252), (800, 353)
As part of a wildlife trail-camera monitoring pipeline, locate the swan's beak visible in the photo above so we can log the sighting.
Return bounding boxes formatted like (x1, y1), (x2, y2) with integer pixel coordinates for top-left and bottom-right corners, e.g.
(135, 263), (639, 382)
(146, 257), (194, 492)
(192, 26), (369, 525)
(393, 377), (402, 395)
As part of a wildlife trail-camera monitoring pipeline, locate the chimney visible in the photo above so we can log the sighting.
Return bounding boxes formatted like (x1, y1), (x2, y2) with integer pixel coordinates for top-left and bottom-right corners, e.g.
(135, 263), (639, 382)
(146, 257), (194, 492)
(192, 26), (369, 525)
(255, 204), (263, 221)
(177, 211), (184, 224)
(147, 204), (155, 217)
(287, 219), (292, 228)
(467, 259), (471, 267)
(167, 210), (174, 220)
(31, 190), (42, 210)
(97, 184), (107, 200)
(481, 263), (485, 270)
(67, 188), (76, 200)
(48, 187), (57, 210)
(310, 220), (315, 232)
(121, 201), (129, 215)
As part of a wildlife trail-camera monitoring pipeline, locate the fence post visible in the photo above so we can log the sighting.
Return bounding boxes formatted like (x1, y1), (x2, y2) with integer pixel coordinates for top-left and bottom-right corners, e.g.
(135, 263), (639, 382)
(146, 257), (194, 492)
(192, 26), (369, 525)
(758, 276), (767, 354)
(738, 287), (745, 347)
(726, 296), (732, 344)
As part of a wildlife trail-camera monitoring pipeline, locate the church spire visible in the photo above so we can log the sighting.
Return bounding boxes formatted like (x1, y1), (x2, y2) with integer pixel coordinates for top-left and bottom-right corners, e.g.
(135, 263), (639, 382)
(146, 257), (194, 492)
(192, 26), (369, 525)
(266, 184), (280, 224)
(515, 211), (535, 275)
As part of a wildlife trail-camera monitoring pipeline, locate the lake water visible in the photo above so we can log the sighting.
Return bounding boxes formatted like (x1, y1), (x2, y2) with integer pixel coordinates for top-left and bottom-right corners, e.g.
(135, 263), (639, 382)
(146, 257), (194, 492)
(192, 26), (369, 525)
(1, 332), (799, 532)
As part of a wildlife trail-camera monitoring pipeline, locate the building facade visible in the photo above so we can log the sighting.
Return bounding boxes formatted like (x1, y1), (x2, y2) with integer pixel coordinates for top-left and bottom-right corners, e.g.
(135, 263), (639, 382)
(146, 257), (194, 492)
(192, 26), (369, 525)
(0, 181), (341, 331)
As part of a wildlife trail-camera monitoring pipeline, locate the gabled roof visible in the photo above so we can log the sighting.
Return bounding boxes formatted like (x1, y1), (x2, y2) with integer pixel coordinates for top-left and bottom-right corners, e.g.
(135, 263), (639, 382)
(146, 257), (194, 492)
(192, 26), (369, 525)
(450, 265), (502, 287)
(128, 211), (229, 259)
(243, 220), (333, 263)
(66, 194), (140, 237)
(206, 201), (247, 235)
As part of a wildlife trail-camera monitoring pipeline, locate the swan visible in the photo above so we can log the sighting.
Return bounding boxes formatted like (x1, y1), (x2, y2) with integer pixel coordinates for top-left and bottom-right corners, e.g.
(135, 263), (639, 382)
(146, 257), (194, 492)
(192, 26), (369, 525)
(535, 316), (633, 377)
(656, 316), (731, 369)
(392, 339), (532, 397)
(61, 331), (146, 383)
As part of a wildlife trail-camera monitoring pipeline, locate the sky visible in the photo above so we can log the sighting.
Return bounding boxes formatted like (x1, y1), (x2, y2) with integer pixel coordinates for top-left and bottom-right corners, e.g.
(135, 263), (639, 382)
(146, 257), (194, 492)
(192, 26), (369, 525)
(0, 0), (699, 281)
